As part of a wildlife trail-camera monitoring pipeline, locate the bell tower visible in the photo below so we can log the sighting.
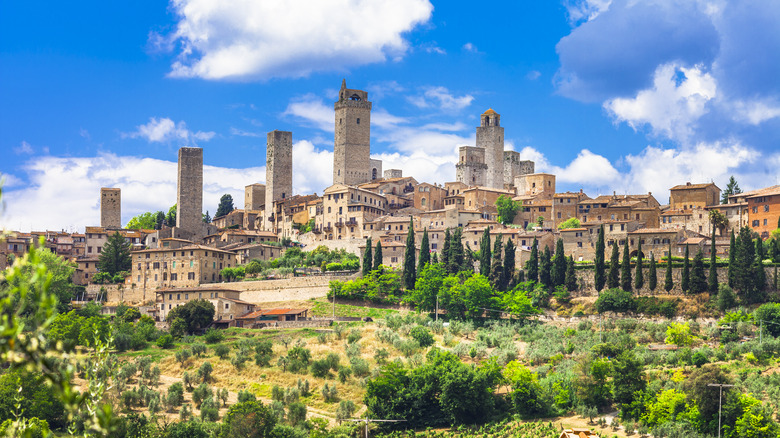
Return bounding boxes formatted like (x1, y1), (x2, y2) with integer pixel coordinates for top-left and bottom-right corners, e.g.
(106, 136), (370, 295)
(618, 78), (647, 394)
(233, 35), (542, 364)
(333, 79), (372, 185)
(476, 108), (505, 189)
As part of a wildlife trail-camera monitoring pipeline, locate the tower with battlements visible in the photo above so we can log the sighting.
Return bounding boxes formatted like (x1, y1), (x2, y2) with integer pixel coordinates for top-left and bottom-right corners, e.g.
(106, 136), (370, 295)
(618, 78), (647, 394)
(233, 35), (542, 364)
(477, 109), (505, 189)
(176, 147), (203, 235)
(333, 79), (372, 186)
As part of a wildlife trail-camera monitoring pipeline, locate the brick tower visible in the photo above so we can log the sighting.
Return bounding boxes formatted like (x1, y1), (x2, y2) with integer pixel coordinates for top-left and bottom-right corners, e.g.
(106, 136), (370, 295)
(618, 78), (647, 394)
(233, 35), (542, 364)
(100, 187), (121, 228)
(333, 79), (372, 186)
(477, 109), (505, 189)
(176, 147), (203, 235)
(265, 130), (293, 230)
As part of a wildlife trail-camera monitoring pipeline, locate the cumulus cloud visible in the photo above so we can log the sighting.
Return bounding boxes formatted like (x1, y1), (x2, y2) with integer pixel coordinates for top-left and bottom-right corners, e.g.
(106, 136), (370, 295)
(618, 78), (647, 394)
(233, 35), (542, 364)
(162, 0), (433, 80)
(125, 117), (215, 144)
(283, 96), (334, 132)
(292, 140), (333, 195)
(517, 147), (620, 193)
(407, 86), (474, 112)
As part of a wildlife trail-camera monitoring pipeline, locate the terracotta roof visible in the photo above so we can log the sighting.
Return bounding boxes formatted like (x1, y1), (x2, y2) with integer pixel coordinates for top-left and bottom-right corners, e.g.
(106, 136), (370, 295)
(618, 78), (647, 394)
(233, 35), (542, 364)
(259, 308), (307, 316)
(670, 182), (719, 190)
(482, 108), (497, 115)
(629, 228), (679, 234)
(133, 245), (236, 254)
(156, 286), (241, 293)
(745, 185), (780, 198)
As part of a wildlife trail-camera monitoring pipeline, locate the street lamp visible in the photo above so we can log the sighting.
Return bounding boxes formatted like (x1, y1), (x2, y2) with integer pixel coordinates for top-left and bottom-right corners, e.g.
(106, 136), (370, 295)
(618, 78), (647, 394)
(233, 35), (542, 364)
(707, 383), (735, 438)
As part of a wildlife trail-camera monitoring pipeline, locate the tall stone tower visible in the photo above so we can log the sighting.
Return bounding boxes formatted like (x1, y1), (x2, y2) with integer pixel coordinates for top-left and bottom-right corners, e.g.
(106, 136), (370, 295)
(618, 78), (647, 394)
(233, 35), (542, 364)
(455, 146), (487, 187)
(245, 183), (266, 211)
(265, 130), (293, 228)
(333, 79), (371, 186)
(100, 187), (121, 229)
(503, 151), (535, 188)
(476, 109), (504, 189)
(176, 147), (203, 235)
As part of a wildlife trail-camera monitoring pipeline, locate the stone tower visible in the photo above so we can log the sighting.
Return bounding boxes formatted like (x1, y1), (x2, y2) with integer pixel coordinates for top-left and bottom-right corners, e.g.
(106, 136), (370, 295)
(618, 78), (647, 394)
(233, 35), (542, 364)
(265, 130), (293, 228)
(176, 147), (203, 235)
(503, 151), (535, 188)
(245, 183), (266, 211)
(100, 187), (121, 228)
(333, 79), (371, 186)
(456, 146), (487, 187)
(476, 109), (504, 189)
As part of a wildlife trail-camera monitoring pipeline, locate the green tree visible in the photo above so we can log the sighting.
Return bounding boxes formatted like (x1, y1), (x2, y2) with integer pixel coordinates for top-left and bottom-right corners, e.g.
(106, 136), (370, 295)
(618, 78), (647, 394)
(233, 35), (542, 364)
(620, 239), (632, 291)
(495, 195), (521, 225)
(557, 217), (581, 229)
(539, 245), (551, 289)
(166, 204), (177, 227)
(373, 240), (382, 270)
(665, 243), (674, 292)
(594, 225), (606, 291)
(125, 212), (157, 230)
(403, 217), (416, 290)
(5, 248), (77, 315)
(503, 238), (516, 291)
(220, 400), (276, 438)
(478, 227), (491, 277)
(362, 238), (372, 276)
(155, 211), (165, 230)
(728, 230), (736, 287)
(167, 299), (216, 335)
(97, 231), (132, 277)
(608, 242), (620, 289)
(634, 239), (645, 291)
(665, 322), (696, 347)
(721, 175), (742, 204)
(418, 228), (430, 272)
(203, 210), (211, 224)
(0, 370), (66, 430)
(690, 248), (707, 293)
(411, 263), (445, 312)
(681, 245), (690, 292)
(489, 235), (503, 290)
(708, 231), (719, 294)
(734, 227), (757, 301)
(525, 238), (538, 282)
(612, 350), (646, 420)
(441, 229), (451, 272)
(578, 358), (612, 409)
(215, 194), (235, 218)
(709, 209), (728, 236)
(648, 253), (657, 291)
(503, 361), (549, 418)
(754, 303), (780, 337)
(552, 238), (566, 287)
(565, 256), (577, 292)
(755, 237), (767, 292)
(448, 228), (464, 274)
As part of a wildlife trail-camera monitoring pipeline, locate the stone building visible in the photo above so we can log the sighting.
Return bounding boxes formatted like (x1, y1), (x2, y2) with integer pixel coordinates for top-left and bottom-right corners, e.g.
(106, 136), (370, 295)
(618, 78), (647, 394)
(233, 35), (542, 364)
(131, 245), (237, 290)
(578, 193), (660, 228)
(477, 109), (505, 189)
(321, 184), (387, 240)
(333, 79), (372, 186)
(245, 183), (266, 211)
(503, 151), (534, 189)
(414, 182), (447, 212)
(515, 173), (556, 199)
(384, 169), (403, 179)
(370, 159), (383, 181)
(213, 209), (245, 229)
(176, 147), (204, 237)
(745, 185), (780, 238)
(455, 146), (487, 187)
(100, 188), (121, 229)
(265, 130), (293, 230)
(156, 287), (255, 323)
(669, 182), (721, 210)
(552, 191), (590, 228)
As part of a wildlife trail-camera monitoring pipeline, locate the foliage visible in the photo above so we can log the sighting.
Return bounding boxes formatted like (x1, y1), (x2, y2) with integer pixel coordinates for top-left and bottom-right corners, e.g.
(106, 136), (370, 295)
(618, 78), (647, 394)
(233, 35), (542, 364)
(595, 288), (635, 313)
(363, 237), (373, 277)
(648, 253), (657, 291)
(722, 175), (742, 204)
(125, 212), (158, 230)
(97, 232), (132, 277)
(418, 229), (430, 273)
(215, 194), (235, 219)
(403, 217), (417, 290)
(754, 303), (780, 337)
(525, 239), (538, 282)
(641, 389), (700, 428)
(503, 361), (550, 418)
(608, 242), (620, 289)
(374, 240), (383, 271)
(156, 333), (174, 349)
(665, 322), (696, 348)
(411, 262), (445, 312)
(479, 228), (491, 277)
(220, 400), (276, 438)
(594, 225), (606, 291)
(551, 239), (566, 289)
(167, 299), (216, 335)
(620, 239), (632, 291)
(496, 195), (521, 225)
(409, 326), (435, 348)
(329, 267), (404, 304)
(557, 217), (581, 230)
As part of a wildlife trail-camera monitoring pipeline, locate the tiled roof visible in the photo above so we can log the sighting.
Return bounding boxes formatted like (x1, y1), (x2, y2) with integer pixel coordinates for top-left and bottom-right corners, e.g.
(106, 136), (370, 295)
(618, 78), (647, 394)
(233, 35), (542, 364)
(670, 182), (718, 190)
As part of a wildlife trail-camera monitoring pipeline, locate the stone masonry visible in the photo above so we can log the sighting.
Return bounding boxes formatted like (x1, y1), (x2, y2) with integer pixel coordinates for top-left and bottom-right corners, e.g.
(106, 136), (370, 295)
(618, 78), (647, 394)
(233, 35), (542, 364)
(333, 79), (372, 186)
(245, 183), (266, 211)
(265, 130), (293, 230)
(100, 187), (121, 228)
(456, 146), (487, 186)
(503, 151), (534, 188)
(176, 147), (203, 236)
(384, 169), (403, 179)
(477, 109), (504, 189)
(370, 158), (383, 181)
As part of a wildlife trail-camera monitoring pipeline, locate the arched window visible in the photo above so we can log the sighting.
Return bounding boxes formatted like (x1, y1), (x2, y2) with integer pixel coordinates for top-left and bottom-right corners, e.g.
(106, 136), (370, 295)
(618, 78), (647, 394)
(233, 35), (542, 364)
(372, 168), (378, 180)
(421, 198), (427, 206)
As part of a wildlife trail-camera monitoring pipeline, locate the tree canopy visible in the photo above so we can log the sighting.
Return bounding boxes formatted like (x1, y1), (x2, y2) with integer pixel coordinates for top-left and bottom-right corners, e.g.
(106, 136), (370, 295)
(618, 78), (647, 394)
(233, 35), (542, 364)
(557, 217), (581, 229)
(215, 194), (235, 218)
(495, 195), (521, 225)
(97, 231), (132, 277)
(167, 299), (216, 335)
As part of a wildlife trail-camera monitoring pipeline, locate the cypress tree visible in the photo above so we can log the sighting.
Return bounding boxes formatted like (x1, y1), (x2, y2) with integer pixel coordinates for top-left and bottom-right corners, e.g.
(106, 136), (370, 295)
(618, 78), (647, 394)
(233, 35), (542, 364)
(441, 229), (451, 270)
(479, 227), (492, 277)
(708, 230), (719, 294)
(526, 238), (539, 282)
(727, 230), (736, 288)
(621, 239), (632, 292)
(734, 227), (756, 298)
(681, 245), (690, 293)
(418, 229), (430, 273)
(431, 251), (438, 265)
(594, 225), (606, 291)
(552, 238), (567, 287)
(373, 241), (382, 270)
(503, 238), (516, 291)
(634, 238), (644, 291)
(775, 265), (778, 291)
(664, 242), (674, 292)
(648, 253), (657, 291)
(450, 228), (464, 273)
(608, 242), (620, 289)
(691, 248), (707, 293)
(403, 217), (416, 290)
(362, 237), (373, 276)
(490, 235), (504, 290)
(755, 237), (766, 292)
(464, 242), (476, 272)
(539, 245), (552, 289)
(565, 255), (577, 291)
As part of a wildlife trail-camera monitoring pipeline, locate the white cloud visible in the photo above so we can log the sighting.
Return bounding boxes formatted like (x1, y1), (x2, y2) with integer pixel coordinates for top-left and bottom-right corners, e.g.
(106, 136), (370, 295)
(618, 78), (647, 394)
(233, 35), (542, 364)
(517, 147), (620, 189)
(79, 128), (91, 140)
(230, 127), (263, 137)
(526, 70), (541, 80)
(462, 42), (478, 53)
(407, 86), (474, 111)
(372, 109), (407, 129)
(731, 98), (780, 125)
(164, 0), (433, 80)
(283, 96), (334, 132)
(564, 0), (612, 24)
(373, 150), (457, 186)
(125, 117), (216, 144)
(604, 63), (716, 142)
(14, 141), (34, 155)
(292, 140), (333, 195)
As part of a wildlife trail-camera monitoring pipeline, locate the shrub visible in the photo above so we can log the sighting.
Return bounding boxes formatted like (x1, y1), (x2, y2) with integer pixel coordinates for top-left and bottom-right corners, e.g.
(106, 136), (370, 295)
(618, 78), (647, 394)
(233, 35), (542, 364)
(214, 344), (230, 359)
(409, 326), (435, 348)
(198, 361), (213, 383)
(156, 334), (174, 349)
(595, 288), (635, 313)
(167, 382), (184, 408)
(691, 350), (708, 367)
(310, 359), (333, 378)
(204, 328), (225, 344)
(191, 343), (207, 357)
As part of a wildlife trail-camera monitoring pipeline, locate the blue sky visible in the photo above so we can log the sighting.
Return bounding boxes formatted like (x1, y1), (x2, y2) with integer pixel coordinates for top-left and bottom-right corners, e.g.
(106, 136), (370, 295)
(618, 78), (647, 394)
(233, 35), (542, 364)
(2, 0), (779, 232)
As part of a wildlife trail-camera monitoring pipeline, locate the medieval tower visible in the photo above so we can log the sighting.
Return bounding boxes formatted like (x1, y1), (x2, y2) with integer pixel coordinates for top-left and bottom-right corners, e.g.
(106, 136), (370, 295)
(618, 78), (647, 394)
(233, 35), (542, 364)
(176, 147), (203, 235)
(477, 109), (505, 189)
(333, 79), (372, 185)
(100, 187), (121, 228)
(265, 130), (293, 228)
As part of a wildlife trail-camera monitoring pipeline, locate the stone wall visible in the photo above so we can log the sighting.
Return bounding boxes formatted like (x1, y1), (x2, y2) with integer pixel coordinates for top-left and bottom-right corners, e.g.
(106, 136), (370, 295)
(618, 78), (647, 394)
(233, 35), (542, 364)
(208, 274), (358, 303)
(99, 284), (152, 305)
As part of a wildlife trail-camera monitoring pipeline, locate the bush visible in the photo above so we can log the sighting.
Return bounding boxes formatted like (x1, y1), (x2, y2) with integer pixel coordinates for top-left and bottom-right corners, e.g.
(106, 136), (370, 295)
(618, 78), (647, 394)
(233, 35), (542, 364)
(755, 303), (780, 337)
(156, 334), (174, 349)
(214, 344), (230, 359)
(595, 288), (635, 313)
(691, 350), (709, 367)
(310, 359), (333, 378)
(204, 328), (224, 344)
(409, 326), (435, 348)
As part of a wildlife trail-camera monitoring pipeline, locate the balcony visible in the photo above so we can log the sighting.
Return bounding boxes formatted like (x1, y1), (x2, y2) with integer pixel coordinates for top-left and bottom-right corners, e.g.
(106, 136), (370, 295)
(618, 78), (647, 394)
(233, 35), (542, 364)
(335, 221), (344, 228)
(323, 226), (333, 233)
(346, 218), (358, 226)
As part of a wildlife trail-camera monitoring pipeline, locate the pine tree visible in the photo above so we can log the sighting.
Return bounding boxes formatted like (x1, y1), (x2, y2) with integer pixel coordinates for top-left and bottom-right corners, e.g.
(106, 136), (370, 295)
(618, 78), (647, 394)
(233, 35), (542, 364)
(215, 194), (235, 218)
(479, 227), (492, 277)
(594, 225), (606, 291)
(691, 249), (707, 293)
(403, 217), (416, 290)
(634, 238), (644, 291)
(721, 176), (742, 204)
(362, 238), (373, 276)
(708, 230), (719, 294)
(155, 211), (165, 230)
(203, 210), (211, 224)
(552, 238), (566, 287)
(539, 245), (552, 289)
(664, 243), (674, 292)
(774, 265), (778, 291)
(608, 242), (620, 289)
(490, 235), (504, 290)
(503, 239), (516, 291)
(727, 230), (736, 288)
(418, 229), (430, 273)
(648, 253), (657, 291)
(565, 255), (577, 291)
(373, 241), (383, 270)
(621, 239), (632, 292)
(98, 231), (132, 276)
(681, 245), (690, 293)
(450, 228), (464, 274)
(526, 238), (539, 282)
(441, 229), (451, 271)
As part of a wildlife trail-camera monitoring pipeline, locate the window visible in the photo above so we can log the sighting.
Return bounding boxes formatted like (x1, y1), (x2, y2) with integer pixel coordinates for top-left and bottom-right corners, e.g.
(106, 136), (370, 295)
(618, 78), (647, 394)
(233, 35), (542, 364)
(177, 294), (180, 300)
(171, 273), (178, 281)
(764, 219), (768, 226)
(752, 206), (758, 213)
(577, 242), (583, 247)
(185, 293), (189, 299)
(752, 220), (760, 227)
(356, 118), (360, 124)
(153, 262), (160, 269)
(765, 205), (770, 212)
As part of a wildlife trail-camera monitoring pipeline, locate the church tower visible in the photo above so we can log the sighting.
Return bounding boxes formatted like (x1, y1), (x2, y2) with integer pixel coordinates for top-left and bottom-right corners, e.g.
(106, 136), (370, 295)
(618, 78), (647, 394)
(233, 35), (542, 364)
(477, 109), (505, 189)
(333, 79), (372, 186)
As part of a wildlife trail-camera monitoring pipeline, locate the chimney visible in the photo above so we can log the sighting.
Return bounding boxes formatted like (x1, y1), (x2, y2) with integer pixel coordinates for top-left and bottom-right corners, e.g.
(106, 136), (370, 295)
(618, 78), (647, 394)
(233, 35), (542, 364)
(686, 182), (691, 186)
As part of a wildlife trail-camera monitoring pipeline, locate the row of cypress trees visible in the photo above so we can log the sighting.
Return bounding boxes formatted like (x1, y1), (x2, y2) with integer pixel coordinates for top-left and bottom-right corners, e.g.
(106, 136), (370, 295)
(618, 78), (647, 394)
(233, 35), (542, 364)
(524, 237), (579, 292)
